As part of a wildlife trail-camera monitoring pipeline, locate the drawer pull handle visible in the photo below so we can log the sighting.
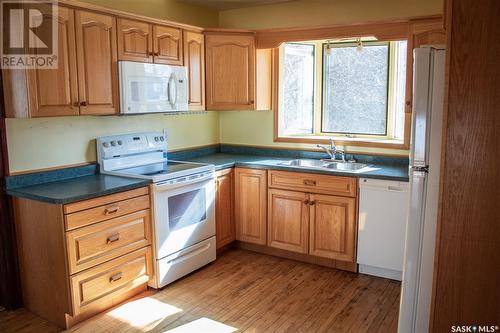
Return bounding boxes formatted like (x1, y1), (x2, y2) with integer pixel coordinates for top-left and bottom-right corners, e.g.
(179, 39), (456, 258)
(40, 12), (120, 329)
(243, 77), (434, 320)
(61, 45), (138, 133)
(109, 272), (123, 283)
(104, 205), (120, 215)
(309, 200), (316, 206)
(106, 233), (120, 244)
(303, 179), (317, 186)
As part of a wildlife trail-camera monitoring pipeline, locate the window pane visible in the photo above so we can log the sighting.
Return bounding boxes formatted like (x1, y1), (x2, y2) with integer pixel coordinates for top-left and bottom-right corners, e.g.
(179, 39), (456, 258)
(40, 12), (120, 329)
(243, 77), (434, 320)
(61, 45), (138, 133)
(394, 41), (407, 139)
(281, 43), (315, 135)
(322, 43), (389, 135)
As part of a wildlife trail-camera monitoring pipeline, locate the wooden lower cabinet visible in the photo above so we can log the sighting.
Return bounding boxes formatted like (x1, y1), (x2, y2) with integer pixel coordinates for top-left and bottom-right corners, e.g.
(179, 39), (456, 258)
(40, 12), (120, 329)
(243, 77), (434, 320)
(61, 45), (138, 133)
(268, 189), (309, 254)
(309, 194), (357, 262)
(12, 187), (153, 329)
(234, 168), (267, 245)
(215, 169), (235, 249)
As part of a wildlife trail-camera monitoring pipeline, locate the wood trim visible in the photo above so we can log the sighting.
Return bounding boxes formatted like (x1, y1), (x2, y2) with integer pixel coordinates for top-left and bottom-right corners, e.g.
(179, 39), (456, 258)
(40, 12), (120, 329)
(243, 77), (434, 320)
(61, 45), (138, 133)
(8, 162), (94, 176)
(58, 0), (203, 32)
(0, 71), (22, 309)
(272, 46), (411, 151)
(236, 241), (357, 273)
(255, 15), (442, 49)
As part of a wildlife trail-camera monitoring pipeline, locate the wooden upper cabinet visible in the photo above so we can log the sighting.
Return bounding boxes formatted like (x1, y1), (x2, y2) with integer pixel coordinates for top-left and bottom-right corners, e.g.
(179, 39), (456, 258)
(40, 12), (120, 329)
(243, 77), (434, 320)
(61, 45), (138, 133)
(309, 194), (357, 262)
(117, 18), (153, 62)
(215, 169), (235, 249)
(268, 189), (309, 254)
(26, 6), (79, 117)
(405, 18), (446, 114)
(153, 25), (183, 65)
(184, 30), (205, 110)
(75, 10), (119, 115)
(205, 33), (256, 110)
(234, 168), (267, 245)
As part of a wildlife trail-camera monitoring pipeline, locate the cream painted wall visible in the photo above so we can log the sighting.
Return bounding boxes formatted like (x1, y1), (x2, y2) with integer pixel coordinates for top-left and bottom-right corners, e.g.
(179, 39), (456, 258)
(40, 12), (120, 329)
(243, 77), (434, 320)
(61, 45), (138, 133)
(218, 111), (409, 156)
(216, 0), (443, 156)
(79, 0), (219, 27)
(219, 0), (442, 29)
(5, 0), (219, 174)
(6, 113), (219, 173)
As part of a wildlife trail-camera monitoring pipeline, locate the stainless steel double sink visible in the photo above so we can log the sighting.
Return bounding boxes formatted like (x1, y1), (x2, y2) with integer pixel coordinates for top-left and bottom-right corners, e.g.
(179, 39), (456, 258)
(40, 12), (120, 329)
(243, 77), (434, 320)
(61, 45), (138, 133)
(278, 159), (371, 173)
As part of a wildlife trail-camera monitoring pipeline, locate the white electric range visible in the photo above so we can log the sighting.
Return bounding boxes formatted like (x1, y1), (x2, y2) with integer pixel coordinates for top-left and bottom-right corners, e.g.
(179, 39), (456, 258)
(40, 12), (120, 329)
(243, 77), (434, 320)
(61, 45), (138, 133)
(97, 131), (216, 289)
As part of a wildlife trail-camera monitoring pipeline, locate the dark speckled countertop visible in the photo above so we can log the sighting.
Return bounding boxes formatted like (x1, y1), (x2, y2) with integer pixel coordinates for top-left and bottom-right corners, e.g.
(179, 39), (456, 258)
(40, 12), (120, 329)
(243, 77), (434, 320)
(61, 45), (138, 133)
(6, 149), (408, 204)
(6, 174), (151, 204)
(183, 153), (409, 182)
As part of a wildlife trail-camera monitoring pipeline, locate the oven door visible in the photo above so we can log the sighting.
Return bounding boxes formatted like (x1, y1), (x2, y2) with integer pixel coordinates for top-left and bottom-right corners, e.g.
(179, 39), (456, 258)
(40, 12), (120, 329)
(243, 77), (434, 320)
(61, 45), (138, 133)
(152, 174), (215, 260)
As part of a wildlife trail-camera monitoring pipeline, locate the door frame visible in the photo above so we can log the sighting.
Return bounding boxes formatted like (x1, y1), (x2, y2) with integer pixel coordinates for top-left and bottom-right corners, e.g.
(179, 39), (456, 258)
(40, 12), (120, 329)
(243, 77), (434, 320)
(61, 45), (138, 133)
(0, 71), (22, 309)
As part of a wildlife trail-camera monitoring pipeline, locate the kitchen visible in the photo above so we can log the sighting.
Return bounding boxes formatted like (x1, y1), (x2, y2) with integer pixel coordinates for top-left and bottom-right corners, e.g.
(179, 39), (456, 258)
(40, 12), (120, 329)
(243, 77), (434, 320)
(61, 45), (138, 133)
(0, 0), (498, 332)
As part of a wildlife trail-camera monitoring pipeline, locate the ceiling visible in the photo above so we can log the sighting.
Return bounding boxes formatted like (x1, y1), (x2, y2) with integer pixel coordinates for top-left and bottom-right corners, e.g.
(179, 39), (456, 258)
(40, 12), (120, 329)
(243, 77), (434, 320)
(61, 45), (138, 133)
(176, 0), (296, 11)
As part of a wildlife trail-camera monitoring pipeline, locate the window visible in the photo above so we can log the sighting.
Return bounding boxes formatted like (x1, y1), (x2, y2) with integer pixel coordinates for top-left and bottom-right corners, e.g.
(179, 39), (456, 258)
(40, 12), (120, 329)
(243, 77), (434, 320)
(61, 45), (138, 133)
(277, 39), (407, 146)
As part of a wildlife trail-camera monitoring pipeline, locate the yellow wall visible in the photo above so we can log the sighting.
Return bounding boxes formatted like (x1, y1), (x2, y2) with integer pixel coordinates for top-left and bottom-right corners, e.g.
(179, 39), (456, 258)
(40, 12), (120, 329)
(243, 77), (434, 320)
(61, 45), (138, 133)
(5, 0), (219, 174)
(216, 0), (442, 156)
(5, 0), (442, 173)
(79, 0), (219, 27)
(6, 113), (219, 173)
(218, 111), (409, 156)
(219, 0), (442, 29)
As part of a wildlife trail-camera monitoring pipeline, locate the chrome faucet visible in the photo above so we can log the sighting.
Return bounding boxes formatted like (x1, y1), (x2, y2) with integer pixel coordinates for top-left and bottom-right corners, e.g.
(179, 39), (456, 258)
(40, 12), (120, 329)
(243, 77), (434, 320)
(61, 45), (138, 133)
(317, 138), (339, 160)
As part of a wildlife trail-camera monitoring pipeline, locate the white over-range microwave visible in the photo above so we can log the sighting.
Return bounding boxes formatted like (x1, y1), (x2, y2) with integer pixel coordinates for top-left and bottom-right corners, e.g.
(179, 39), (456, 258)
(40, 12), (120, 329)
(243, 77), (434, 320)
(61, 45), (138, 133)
(119, 61), (189, 114)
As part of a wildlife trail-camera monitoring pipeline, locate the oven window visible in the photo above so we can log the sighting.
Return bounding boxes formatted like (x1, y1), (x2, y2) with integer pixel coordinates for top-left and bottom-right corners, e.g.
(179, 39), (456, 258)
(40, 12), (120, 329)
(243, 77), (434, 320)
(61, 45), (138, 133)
(168, 188), (206, 231)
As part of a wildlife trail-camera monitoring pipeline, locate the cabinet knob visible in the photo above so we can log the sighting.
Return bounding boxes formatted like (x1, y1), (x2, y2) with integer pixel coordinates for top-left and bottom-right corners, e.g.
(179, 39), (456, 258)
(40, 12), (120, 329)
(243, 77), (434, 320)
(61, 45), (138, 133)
(104, 204), (119, 215)
(106, 233), (120, 244)
(309, 200), (316, 206)
(303, 199), (310, 205)
(80, 101), (88, 106)
(303, 179), (316, 186)
(109, 272), (123, 283)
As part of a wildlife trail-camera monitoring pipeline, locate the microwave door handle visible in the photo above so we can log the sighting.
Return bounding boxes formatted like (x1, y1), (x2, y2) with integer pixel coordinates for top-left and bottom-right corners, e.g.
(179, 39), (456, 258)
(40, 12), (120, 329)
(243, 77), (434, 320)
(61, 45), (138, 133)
(168, 74), (178, 108)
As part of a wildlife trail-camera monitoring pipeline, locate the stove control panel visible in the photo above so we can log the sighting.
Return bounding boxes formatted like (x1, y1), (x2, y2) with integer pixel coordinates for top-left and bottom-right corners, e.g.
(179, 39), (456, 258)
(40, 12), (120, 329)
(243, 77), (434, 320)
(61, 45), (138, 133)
(97, 131), (168, 161)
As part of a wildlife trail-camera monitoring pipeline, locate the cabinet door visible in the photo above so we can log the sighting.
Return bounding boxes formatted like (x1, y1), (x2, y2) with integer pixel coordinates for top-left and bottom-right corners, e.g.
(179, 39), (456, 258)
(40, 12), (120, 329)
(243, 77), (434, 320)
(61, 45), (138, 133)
(268, 189), (309, 254)
(215, 169), (235, 249)
(117, 18), (153, 62)
(184, 30), (205, 110)
(75, 10), (119, 115)
(153, 25), (183, 65)
(27, 6), (79, 117)
(309, 194), (357, 262)
(234, 168), (267, 245)
(205, 33), (255, 110)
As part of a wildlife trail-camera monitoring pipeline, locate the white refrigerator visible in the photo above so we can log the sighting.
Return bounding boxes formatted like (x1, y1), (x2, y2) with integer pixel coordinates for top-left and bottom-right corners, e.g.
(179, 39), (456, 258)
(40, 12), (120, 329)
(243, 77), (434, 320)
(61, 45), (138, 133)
(398, 47), (446, 333)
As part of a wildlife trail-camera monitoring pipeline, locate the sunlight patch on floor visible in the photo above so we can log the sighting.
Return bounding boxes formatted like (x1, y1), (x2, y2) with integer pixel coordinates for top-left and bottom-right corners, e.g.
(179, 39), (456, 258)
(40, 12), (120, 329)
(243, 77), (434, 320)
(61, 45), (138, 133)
(107, 297), (182, 330)
(163, 317), (238, 333)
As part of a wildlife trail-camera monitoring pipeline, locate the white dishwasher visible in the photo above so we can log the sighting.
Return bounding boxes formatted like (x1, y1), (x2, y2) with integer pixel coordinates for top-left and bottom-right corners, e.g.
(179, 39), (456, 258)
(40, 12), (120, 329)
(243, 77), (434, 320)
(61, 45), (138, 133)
(357, 178), (409, 281)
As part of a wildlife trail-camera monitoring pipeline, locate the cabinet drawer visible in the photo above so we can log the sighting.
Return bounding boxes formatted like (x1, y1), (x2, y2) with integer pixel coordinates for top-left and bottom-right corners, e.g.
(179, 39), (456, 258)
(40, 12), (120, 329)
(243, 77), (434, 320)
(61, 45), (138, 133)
(66, 210), (151, 274)
(70, 247), (152, 317)
(64, 187), (149, 214)
(65, 195), (150, 230)
(268, 170), (357, 197)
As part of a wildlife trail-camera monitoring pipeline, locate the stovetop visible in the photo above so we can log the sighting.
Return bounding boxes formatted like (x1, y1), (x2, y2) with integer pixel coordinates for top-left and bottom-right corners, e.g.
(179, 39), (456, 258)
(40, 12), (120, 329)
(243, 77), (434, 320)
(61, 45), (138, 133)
(96, 132), (214, 183)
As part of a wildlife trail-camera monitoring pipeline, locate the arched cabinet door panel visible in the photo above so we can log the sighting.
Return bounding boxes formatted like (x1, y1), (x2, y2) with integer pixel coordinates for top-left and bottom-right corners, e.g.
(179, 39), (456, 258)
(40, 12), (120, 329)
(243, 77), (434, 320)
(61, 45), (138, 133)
(117, 18), (153, 63)
(75, 10), (119, 115)
(27, 6), (79, 117)
(184, 30), (205, 110)
(153, 25), (183, 65)
(205, 33), (256, 110)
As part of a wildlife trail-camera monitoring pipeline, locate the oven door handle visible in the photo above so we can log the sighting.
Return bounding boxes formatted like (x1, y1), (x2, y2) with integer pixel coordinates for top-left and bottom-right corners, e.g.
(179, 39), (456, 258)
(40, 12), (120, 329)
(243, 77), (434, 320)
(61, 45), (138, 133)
(153, 173), (214, 191)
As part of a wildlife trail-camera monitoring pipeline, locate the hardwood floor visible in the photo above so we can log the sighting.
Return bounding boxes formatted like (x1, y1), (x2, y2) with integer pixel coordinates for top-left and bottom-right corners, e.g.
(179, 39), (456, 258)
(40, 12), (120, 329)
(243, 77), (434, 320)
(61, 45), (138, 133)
(0, 249), (401, 333)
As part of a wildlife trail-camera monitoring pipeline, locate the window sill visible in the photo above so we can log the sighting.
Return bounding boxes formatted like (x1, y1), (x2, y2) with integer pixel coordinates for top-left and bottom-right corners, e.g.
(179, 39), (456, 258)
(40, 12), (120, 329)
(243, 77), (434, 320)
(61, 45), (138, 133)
(274, 135), (409, 150)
